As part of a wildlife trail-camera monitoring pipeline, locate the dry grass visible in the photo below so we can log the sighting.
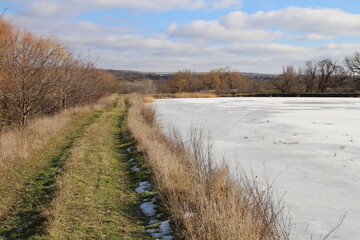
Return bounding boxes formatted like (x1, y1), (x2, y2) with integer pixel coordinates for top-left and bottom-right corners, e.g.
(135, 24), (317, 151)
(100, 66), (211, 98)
(0, 94), (118, 216)
(143, 95), (155, 103)
(127, 93), (292, 240)
(0, 94), (117, 171)
(152, 92), (218, 99)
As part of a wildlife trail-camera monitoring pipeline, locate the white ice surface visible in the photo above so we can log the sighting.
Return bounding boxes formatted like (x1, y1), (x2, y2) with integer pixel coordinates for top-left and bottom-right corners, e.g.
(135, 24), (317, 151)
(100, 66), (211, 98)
(155, 97), (360, 240)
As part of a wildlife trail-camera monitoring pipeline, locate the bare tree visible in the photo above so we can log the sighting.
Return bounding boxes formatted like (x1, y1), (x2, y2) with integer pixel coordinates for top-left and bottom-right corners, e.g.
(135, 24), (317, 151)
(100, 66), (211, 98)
(329, 65), (347, 92)
(345, 52), (360, 75)
(273, 65), (298, 93)
(200, 70), (221, 91)
(0, 29), (65, 125)
(170, 70), (195, 92)
(344, 52), (360, 92)
(216, 67), (247, 94)
(316, 58), (342, 93)
(301, 61), (317, 93)
(55, 54), (101, 109)
(215, 67), (232, 94)
(0, 18), (120, 127)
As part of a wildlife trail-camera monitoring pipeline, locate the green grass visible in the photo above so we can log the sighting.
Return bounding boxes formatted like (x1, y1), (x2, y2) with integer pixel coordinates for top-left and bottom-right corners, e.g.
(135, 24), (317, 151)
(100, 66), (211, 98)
(0, 112), (101, 239)
(0, 98), (156, 240)
(41, 100), (153, 239)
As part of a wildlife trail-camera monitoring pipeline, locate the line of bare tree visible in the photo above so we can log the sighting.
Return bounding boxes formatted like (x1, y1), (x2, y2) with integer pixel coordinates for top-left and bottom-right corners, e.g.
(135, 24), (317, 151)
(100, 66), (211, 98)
(168, 67), (263, 94)
(150, 53), (360, 95)
(0, 17), (120, 127)
(164, 53), (360, 95)
(273, 54), (360, 93)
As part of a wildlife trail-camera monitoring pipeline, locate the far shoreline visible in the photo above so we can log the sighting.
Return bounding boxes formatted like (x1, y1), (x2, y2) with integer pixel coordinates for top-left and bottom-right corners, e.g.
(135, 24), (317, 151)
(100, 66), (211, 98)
(220, 93), (360, 98)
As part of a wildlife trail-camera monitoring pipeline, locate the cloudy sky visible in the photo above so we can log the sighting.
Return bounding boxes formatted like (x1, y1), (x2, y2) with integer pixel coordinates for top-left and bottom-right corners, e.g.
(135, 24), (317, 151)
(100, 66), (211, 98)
(1, 0), (360, 73)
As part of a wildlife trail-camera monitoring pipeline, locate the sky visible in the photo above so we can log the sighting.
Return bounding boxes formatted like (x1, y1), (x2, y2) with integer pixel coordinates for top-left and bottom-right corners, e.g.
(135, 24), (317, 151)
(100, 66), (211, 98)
(1, 0), (360, 73)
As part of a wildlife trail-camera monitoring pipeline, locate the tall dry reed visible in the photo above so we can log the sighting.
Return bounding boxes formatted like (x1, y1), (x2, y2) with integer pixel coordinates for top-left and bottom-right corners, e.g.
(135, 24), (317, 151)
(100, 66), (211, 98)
(127, 93), (292, 240)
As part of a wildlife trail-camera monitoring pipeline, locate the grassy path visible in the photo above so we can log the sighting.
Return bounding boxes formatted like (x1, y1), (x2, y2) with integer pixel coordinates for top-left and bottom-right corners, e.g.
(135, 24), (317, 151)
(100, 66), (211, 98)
(42, 100), (152, 239)
(0, 112), (101, 239)
(0, 99), (153, 239)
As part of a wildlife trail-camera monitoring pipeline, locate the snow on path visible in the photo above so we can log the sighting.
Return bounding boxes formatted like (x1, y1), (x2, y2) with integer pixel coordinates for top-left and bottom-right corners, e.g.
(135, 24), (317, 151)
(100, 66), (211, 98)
(155, 97), (360, 240)
(136, 181), (151, 193)
(129, 157), (173, 240)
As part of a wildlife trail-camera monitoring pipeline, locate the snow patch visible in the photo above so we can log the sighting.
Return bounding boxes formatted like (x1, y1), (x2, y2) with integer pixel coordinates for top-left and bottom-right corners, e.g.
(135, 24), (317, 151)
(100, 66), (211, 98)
(131, 166), (140, 171)
(136, 181), (151, 193)
(132, 152), (173, 239)
(147, 220), (173, 239)
(140, 197), (157, 217)
(149, 219), (159, 224)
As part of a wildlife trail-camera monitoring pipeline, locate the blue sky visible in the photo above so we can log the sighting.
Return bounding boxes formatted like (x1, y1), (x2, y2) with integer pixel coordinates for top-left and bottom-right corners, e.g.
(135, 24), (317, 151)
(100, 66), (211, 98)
(1, 0), (360, 73)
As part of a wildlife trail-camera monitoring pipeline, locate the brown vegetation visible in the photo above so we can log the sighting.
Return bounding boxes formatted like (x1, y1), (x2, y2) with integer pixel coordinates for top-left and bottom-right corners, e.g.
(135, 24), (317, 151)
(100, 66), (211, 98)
(273, 66), (299, 93)
(142, 95), (155, 103)
(127, 94), (291, 240)
(168, 67), (258, 94)
(170, 70), (195, 93)
(109, 57), (360, 96)
(151, 92), (217, 99)
(0, 18), (120, 128)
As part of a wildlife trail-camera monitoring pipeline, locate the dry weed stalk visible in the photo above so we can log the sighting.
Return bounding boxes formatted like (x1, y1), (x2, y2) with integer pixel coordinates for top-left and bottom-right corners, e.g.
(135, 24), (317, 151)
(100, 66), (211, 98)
(127, 93), (292, 240)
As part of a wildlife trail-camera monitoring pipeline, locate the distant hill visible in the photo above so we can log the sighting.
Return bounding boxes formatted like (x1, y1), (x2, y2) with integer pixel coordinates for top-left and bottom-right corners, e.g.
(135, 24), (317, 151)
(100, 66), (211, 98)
(104, 69), (172, 82)
(103, 69), (277, 82)
(241, 72), (278, 81)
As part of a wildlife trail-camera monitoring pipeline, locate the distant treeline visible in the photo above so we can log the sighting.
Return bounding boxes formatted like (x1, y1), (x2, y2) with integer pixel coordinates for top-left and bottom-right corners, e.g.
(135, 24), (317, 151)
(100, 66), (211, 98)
(273, 57), (360, 94)
(108, 57), (360, 96)
(107, 67), (275, 94)
(0, 17), (120, 127)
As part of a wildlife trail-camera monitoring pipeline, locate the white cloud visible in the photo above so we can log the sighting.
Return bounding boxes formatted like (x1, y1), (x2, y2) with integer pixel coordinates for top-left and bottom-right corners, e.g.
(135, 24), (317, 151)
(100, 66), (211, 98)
(166, 20), (283, 42)
(4, 6), (360, 74)
(95, 42), (358, 74)
(223, 7), (360, 35)
(5, 14), (128, 40)
(293, 33), (333, 41)
(166, 7), (360, 43)
(14, 0), (243, 18)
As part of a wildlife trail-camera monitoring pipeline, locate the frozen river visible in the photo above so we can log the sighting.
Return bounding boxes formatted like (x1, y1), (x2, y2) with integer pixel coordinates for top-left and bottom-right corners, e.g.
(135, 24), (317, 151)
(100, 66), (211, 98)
(155, 97), (360, 240)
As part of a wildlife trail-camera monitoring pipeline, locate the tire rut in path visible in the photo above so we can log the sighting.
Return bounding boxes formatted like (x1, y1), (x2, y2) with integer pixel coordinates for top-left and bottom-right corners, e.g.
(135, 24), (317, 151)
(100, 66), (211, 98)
(0, 112), (101, 240)
(40, 102), (153, 239)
